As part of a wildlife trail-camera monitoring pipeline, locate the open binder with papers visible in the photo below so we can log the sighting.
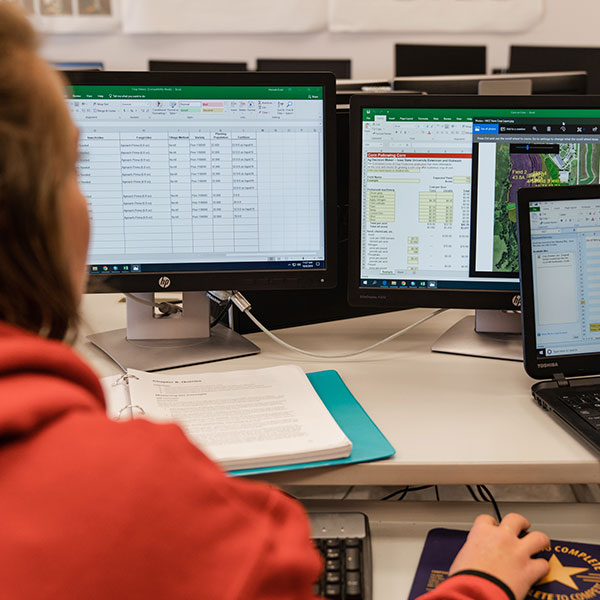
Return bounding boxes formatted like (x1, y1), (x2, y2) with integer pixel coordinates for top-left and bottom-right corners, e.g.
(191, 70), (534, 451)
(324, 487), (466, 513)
(102, 365), (395, 475)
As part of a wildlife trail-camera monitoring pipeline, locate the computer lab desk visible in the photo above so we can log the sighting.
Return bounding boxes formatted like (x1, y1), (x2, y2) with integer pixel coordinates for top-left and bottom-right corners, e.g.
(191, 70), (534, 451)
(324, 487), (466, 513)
(78, 294), (600, 487)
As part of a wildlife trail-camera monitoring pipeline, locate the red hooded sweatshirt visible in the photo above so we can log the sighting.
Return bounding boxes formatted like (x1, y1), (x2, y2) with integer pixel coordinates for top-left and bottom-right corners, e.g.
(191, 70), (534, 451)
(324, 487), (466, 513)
(0, 321), (513, 600)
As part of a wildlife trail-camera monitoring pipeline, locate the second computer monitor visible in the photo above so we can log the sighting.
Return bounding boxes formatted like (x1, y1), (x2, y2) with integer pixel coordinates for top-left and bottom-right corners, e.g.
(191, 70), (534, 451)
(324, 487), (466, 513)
(348, 94), (600, 311)
(395, 44), (486, 77)
(256, 59), (351, 80)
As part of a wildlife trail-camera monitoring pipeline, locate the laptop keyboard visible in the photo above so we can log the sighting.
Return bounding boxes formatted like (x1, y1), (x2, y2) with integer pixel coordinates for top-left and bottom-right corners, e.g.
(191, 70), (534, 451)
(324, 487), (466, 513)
(308, 512), (372, 600)
(558, 389), (600, 429)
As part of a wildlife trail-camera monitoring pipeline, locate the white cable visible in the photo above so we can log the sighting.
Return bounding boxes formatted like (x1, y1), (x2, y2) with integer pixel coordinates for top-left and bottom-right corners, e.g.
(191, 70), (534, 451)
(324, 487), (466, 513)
(230, 290), (447, 359)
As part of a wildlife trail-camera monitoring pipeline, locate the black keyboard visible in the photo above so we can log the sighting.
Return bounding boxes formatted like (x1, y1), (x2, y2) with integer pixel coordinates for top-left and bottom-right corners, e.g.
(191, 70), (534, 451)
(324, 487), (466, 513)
(558, 389), (600, 429)
(308, 512), (372, 600)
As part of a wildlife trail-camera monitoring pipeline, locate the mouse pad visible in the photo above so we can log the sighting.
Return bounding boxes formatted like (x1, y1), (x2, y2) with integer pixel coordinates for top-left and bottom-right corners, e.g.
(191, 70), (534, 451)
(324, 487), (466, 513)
(409, 528), (600, 600)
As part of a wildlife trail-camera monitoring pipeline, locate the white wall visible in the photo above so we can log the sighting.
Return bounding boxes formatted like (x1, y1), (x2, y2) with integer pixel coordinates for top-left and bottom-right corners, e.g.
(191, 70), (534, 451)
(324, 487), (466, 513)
(39, 0), (600, 79)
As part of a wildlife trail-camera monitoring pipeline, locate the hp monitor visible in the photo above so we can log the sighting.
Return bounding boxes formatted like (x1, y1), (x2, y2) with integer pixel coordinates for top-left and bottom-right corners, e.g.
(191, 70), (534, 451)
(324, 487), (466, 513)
(348, 94), (600, 359)
(65, 71), (337, 370)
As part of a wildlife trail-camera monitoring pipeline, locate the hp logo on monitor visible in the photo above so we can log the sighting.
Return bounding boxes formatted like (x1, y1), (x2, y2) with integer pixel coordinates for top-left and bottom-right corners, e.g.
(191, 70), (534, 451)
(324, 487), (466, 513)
(512, 295), (521, 308)
(158, 276), (171, 289)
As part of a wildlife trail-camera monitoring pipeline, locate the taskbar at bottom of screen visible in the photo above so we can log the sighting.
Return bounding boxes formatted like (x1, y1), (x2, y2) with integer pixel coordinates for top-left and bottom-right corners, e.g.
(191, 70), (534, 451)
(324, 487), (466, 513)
(89, 259), (325, 275)
(361, 278), (519, 291)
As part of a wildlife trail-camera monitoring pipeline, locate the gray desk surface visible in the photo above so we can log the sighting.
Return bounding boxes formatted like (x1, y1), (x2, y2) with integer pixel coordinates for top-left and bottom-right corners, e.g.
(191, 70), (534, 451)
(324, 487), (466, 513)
(78, 294), (600, 486)
(302, 500), (600, 600)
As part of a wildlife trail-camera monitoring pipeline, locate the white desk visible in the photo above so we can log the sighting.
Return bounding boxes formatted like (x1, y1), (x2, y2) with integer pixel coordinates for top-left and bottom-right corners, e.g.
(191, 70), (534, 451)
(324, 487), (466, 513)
(302, 501), (600, 600)
(78, 294), (600, 486)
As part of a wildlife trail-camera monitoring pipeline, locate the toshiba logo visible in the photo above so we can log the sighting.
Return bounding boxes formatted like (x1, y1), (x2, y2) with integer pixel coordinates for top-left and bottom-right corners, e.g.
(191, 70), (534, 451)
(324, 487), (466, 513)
(537, 362), (559, 368)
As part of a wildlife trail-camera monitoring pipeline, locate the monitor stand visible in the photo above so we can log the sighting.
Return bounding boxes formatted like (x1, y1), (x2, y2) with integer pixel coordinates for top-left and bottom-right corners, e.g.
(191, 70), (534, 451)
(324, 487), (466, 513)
(431, 309), (523, 361)
(87, 292), (260, 372)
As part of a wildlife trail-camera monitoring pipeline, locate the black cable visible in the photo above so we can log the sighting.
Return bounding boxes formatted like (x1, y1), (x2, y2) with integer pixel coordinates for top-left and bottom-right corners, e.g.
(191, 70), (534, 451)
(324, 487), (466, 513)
(435, 485), (440, 501)
(380, 485), (435, 501)
(341, 486), (355, 500)
(210, 299), (232, 329)
(396, 487), (411, 501)
(465, 485), (481, 502)
(206, 291), (226, 304)
(397, 485), (437, 501)
(381, 486), (409, 501)
(476, 484), (503, 523)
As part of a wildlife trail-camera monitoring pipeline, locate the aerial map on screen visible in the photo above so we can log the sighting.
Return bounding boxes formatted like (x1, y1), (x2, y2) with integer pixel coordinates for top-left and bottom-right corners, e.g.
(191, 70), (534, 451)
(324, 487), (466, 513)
(493, 142), (600, 272)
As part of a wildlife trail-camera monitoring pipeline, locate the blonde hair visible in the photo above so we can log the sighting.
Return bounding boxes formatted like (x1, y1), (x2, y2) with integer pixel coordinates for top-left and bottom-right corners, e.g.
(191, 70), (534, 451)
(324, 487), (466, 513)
(0, 4), (79, 339)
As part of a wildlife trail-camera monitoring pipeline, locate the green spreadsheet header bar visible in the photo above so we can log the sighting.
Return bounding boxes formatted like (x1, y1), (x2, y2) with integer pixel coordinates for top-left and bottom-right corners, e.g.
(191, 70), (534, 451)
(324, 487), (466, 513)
(67, 85), (324, 100)
(362, 108), (600, 121)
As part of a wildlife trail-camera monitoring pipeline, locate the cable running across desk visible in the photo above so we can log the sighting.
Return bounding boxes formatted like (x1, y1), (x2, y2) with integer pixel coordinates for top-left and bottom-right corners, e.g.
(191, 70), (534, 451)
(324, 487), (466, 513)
(229, 291), (448, 359)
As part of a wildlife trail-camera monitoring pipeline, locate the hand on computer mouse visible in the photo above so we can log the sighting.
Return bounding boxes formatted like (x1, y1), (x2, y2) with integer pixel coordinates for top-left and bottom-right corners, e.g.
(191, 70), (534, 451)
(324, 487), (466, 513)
(449, 513), (550, 600)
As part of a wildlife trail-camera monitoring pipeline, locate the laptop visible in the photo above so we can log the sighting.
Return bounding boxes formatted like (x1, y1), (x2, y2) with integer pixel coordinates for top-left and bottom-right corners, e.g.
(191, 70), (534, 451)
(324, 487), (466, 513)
(518, 184), (600, 453)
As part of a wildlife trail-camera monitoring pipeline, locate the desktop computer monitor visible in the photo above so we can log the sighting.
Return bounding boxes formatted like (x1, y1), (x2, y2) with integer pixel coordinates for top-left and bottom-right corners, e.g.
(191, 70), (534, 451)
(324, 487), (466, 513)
(256, 59), (352, 80)
(510, 46), (600, 94)
(347, 94), (600, 359)
(64, 71), (337, 371)
(391, 71), (588, 95)
(395, 44), (486, 77)
(148, 60), (248, 72)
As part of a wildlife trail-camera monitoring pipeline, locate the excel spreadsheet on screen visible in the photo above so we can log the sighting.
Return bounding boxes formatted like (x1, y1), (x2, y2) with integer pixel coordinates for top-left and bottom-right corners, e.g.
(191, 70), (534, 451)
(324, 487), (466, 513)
(63, 72), (336, 370)
(68, 85), (326, 277)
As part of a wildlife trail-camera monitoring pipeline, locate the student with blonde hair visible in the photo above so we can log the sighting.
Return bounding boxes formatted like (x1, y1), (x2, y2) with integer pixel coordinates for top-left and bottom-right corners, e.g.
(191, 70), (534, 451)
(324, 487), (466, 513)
(0, 5), (549, 598)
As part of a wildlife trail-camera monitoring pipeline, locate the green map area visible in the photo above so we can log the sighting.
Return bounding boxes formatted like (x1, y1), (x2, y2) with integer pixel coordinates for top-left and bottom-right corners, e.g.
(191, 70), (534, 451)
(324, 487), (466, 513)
(493, 142), (600, 272)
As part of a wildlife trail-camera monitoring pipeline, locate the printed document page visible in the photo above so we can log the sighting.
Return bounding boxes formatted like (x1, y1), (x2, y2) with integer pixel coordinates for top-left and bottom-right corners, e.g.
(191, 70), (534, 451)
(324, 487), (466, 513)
(125, 365), (352, 470)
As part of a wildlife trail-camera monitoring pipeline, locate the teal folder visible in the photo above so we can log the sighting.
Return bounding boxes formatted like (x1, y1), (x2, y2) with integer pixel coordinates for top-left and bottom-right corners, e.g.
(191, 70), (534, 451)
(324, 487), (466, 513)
(230, 369), (395, 477)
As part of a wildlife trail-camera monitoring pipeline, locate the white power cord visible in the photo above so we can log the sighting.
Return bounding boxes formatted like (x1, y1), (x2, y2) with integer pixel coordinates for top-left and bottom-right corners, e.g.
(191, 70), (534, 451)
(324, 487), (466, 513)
(227, 290), (447, 359)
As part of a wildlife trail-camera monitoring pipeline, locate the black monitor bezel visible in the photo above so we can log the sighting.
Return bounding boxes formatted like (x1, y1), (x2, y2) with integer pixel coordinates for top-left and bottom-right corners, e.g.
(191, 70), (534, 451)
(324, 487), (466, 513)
(347, 94), (600, 311)
(64, 70), (337, 294)
(518, 184), (600, 380)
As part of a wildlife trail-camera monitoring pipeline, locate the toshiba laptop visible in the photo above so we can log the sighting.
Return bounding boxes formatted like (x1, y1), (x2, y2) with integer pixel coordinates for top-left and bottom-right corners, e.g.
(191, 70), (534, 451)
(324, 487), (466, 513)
(518, 184), (600, 453)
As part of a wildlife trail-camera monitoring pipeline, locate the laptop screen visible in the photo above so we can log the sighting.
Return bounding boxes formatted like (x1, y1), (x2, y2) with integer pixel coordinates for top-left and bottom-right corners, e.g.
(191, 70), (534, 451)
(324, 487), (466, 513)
(530, 196), (600, 359)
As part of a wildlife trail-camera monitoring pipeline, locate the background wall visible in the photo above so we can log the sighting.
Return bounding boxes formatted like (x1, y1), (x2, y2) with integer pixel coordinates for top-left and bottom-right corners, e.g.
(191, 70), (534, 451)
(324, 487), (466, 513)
(39, 0), (600, 78)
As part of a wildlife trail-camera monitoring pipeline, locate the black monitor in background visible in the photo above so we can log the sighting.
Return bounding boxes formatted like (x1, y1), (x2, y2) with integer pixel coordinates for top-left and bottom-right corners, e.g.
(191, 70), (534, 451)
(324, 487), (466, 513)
(510, 46), (600, 95)
(256, 59), (351, 80)
(148, 60), (248, 72)
(64, 71), (337, 371)
(53, 61), (104, 71)
(348, 94), (600, 360)
(395, 44), (486, 77)
(391, 71), (588, 95)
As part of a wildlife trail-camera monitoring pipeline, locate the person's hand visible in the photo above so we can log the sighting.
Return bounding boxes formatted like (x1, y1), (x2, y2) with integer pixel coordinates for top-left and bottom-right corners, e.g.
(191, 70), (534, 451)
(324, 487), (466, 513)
(449, 513), (550, 600)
